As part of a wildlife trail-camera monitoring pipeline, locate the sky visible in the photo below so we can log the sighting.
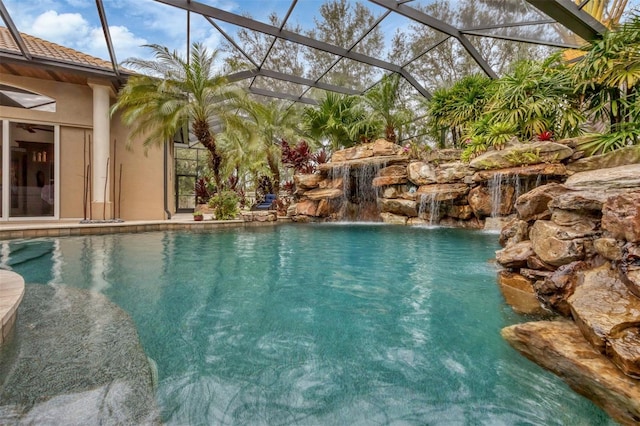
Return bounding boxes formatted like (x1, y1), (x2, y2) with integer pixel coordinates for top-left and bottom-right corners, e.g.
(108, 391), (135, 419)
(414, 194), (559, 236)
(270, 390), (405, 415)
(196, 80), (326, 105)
(2, 0), (336, 64)
(4, 0), (640, 65)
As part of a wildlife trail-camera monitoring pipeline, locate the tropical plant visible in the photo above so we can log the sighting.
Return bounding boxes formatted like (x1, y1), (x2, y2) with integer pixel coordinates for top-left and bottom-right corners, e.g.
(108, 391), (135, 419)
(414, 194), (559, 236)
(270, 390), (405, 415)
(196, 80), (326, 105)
(424, 74), (495, 148)
(487, 55), (584, 141)
(281, 140), (316, 174)
(208, 190), (239, 220)
(111, 43), (244, 190)
(233, 99), (303, 195)
(573, 14), (640, 154)
(303, 92), (376, 150)
(363, 73), (412, 143)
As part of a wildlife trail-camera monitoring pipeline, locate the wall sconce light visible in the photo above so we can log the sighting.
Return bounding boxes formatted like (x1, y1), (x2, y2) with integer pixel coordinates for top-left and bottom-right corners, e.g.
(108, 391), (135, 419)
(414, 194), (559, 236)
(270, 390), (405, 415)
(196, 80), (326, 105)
(32, 151), (48, 163)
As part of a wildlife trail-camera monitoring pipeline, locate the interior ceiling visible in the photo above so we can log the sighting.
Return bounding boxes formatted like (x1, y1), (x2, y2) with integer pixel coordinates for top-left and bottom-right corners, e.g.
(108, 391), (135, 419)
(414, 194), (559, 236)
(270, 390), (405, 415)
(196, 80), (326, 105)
(0, 0), (608, 108)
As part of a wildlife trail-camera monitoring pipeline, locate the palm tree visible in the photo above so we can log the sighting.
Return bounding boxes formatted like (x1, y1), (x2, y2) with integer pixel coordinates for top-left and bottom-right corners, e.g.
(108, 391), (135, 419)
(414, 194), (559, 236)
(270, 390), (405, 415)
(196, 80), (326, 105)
(233, 99), (303, 195)
(303, 92), (377, 150)
(111, 43), (243, 190)
(362, 73), (411, 143)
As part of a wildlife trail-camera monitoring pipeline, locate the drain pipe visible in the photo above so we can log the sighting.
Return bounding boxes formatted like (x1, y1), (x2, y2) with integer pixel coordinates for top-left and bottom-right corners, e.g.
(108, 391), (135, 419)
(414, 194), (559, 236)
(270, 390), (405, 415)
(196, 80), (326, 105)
(163, 140), (172, 219)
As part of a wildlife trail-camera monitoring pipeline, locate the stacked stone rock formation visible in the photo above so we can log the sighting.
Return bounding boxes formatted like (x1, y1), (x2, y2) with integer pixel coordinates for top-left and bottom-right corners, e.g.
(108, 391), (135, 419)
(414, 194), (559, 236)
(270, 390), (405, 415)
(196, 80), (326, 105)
(497, 162), (640, 425)
(289, 139), (572, 227)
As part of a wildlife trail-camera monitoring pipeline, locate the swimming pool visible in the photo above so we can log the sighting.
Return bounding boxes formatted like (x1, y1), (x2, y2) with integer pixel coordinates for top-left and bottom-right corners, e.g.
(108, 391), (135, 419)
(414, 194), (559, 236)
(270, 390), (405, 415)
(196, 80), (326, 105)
(2, 224), (614, 424)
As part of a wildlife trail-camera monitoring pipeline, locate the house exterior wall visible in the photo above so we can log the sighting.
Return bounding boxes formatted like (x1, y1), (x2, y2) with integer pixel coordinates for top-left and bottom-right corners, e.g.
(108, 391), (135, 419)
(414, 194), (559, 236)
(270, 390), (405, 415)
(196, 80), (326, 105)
(0, 72), (171, 221)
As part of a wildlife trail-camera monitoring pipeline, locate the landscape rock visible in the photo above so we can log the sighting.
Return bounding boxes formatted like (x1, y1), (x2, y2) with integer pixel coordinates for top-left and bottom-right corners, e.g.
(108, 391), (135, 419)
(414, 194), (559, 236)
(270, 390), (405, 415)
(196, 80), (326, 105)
(501, 320), (640, 426)
(331, 144), (373, 162)
(379, 198), (418, 217)
(372, 175), (408, 187)
(425, 148), (461, 163)
(549, 190), (609, 212)
(497, 271), (546, 315)
(380, 212), (408, 225)
(446, 204), (474, 220)
(567, 145), (640, 173)
(499, 218), (529, 247)
(495, 240), (534, 269)
(568, 264), (640, 354)
(472, 163), (567, 182)
(294, 173), (322, 190)
(594, 238), (623, 262)
(468, 185), (514, 218)
(515, 183), (567, 221)
(530, 220), (596, 266)
(407, 162), (437, 185)
(416, 183), (469, 201)
(564, 164), (640, 191)
(435, 161), (473, 183)
(609, 326), (640, 379)
(551, 209), (599, 229)
(620, 243), (640, 298)
(602, 191), (640, 243)
(534, 261), (589, 316)
(304, 188), (343, 201)
(470, 142), (573, 170)
(295, 200), (318, 216)
(372, 139), (403, 156)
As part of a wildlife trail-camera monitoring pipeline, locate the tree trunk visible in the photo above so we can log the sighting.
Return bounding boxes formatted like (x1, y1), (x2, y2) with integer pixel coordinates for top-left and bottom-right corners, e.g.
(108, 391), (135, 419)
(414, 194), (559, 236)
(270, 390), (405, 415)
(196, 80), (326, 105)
(192, 120), (222, 190)
(267, 154), (280, 196)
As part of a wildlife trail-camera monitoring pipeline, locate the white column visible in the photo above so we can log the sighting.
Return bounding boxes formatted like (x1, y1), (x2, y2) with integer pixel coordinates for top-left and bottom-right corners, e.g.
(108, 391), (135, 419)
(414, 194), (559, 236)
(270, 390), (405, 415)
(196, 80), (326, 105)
(90, 82), (111, 204)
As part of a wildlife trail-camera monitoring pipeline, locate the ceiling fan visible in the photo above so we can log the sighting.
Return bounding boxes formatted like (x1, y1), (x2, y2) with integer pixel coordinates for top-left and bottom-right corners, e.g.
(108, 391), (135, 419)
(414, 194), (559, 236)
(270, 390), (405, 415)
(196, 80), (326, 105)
(17, 123), (54, 133)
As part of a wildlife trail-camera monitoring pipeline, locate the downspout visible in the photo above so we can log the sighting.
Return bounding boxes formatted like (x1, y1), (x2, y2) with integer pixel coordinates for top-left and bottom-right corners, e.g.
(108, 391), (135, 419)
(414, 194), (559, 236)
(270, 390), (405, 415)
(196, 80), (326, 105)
(164, 140), (172, 219)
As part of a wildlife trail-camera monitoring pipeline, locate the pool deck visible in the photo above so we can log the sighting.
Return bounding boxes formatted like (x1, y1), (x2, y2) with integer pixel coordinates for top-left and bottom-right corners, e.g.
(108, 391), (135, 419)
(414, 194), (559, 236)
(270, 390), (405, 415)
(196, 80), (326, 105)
(0, 212), (288, 241)
(0, 270), (25, 345)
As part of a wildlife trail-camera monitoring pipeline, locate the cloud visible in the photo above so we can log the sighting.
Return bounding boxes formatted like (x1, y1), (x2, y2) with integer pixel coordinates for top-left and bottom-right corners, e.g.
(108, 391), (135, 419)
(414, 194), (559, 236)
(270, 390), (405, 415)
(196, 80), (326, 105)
(88, 26), (148, 63)
(29, 10), (91, 48)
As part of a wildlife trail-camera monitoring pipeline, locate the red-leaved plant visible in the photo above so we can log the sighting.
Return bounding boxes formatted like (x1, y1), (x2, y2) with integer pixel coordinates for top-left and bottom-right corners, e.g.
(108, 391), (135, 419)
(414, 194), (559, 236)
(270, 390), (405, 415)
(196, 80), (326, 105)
(535, 130), (554, 142)
(281, 139), (315, 174)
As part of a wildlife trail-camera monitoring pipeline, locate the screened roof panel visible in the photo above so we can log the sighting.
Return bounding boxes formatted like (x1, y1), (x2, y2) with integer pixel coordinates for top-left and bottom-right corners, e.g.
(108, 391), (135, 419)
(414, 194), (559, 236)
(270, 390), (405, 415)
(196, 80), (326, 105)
(0, 0), (627, 105)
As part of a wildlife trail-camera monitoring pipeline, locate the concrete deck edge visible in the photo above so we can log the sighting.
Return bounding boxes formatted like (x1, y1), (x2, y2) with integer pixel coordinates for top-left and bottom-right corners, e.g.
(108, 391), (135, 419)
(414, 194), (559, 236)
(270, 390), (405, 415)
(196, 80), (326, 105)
(0, 269), (25, 345)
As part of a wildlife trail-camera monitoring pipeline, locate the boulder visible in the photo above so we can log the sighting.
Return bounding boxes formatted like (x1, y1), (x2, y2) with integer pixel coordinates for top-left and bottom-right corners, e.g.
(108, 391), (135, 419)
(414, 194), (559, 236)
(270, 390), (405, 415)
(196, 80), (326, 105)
(551, 209), (599, 230)
(549, 190), (609, 212)
(294, 173), (322, 190)
(407, 162), (437, 185)
(416, 183), (469, 201)
(318, 155), (409, 171)
(446, 204), (474, 220)
(568, 264), (640, 354)
(497, 271), (547, 315)
(372, 139), (403, 156)
(425, 148), (461, 163)
(602, 192), (640, 243)
(407, 217), (430, 226)
(379, 198), (418, 217)
(378, 164), (407, 177)
(304, 188), (343, 201)
(381, 186), (403, 199)
(372, 175), (408, 187)
(499, 218), (529, 247)
(469, 142), (573, 170)
(564, 164), (640, 191)
(318, 177), (343, 189)
(567, 145), (640, 173)
(515, 183), (567, 221)
(501, 320), (640, 426)
(520, 267), (554, 281)
(468, 185), (514, 218)
(534, 261), (589, 317)
(529, 220), (596, 266)
(380, 212), (408, 225)
(295, 200), (318, 216)
(594, 238), (623, 262)
(331, 144), (373, 162)
(435, 161), (473, 183)
(620, 243), (640, 298)
(608, 326), (640, 379)
(472, 163), (567, 183)
(495, 240), (535, 269)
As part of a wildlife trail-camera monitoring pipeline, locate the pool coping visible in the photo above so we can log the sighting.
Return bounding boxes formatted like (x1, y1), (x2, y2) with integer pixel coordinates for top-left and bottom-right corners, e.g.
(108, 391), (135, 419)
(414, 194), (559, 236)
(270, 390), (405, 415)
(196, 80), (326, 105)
(0, 215), (291, 241)
(0, 269), (25, 345)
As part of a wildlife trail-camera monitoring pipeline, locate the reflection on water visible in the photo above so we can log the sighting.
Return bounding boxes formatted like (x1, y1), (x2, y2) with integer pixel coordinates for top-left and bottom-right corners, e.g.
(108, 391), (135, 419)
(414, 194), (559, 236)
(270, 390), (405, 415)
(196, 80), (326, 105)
(4, 225), (616, 425)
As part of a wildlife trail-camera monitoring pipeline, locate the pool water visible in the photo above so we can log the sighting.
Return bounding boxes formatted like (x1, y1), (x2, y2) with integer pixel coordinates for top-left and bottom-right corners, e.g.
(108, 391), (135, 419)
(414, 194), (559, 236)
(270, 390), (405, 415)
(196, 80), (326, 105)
(4, 224), (614, 425)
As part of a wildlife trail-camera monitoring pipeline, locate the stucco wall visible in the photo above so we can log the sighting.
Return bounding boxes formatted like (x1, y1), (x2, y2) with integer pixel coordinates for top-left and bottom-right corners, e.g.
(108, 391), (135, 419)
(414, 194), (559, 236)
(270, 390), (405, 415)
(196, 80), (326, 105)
(1, 72), (173, 221)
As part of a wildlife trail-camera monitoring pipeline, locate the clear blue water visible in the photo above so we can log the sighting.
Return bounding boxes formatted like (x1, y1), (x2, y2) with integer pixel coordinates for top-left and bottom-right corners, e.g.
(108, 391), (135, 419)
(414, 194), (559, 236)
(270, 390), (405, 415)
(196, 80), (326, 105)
(4, 224), (614, 425)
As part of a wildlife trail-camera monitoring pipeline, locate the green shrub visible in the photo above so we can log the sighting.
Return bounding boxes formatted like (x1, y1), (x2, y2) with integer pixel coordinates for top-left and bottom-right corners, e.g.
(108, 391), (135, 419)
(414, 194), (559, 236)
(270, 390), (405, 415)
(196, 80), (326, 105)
(208, 190), (239, 220)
